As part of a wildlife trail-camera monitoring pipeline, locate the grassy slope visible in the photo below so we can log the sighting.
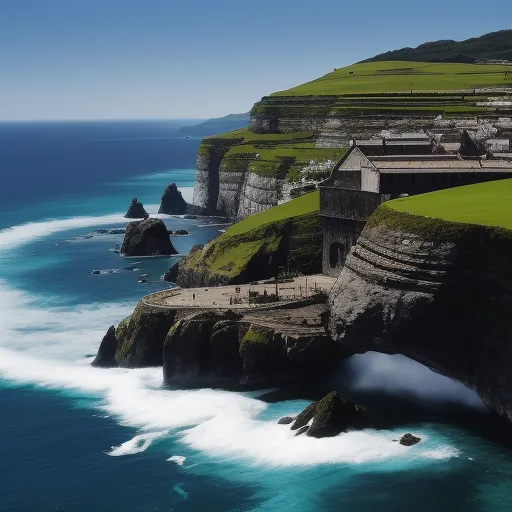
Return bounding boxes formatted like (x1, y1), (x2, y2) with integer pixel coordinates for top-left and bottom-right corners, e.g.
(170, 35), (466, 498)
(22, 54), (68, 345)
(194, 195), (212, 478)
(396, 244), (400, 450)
(273, 61), (512, 96)
(387, 179), (512, 230)
(225, 190), (319, 236)
(180, 191), (321, 280)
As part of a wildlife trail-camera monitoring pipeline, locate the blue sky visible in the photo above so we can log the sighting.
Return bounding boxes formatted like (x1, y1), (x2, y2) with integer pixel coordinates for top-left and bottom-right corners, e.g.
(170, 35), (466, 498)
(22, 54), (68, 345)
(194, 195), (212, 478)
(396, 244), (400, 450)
(1, 0), (511, 120)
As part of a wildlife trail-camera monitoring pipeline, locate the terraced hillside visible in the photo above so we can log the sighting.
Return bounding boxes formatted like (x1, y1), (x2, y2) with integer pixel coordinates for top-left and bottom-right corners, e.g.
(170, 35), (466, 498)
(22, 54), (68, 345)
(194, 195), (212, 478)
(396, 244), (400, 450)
(194, 61), (512, 219)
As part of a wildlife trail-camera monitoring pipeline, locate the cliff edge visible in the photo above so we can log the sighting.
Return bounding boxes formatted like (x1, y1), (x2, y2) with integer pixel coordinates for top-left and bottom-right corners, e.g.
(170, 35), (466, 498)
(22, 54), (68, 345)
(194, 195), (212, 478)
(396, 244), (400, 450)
(328, 179), (512, 421)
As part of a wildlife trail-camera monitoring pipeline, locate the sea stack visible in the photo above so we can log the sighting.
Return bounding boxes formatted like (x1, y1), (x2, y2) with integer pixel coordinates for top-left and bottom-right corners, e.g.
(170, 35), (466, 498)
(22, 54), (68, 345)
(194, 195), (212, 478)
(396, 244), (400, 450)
(125, 198), (149, 219)
(121, 218), (178, 256)
(158, 183), (187, 215)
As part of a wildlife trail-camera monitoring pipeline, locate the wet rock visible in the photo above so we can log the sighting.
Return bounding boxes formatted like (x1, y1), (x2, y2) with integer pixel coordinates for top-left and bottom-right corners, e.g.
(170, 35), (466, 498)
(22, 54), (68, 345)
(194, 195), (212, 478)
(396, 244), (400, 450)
(399, 433), (421, 446)
(209, 319), (243, 378)
(158, 183), (187, 215)
(121, 218), (178, 256)
(307, 391), (371, 438)
(163, 311), (240, 384)
(114, 303), (177, 368)
(91, 326), (118, 368)
(294, 426), (310, 437)
(278, 416), (295, 425)
(125, 198), (149, 219)
(290, 402), (317, 430)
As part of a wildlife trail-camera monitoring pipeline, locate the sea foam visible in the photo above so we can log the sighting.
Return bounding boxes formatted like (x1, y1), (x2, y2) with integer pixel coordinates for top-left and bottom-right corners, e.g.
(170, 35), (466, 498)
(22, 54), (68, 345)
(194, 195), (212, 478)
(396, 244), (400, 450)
(0, 214), (462, 473)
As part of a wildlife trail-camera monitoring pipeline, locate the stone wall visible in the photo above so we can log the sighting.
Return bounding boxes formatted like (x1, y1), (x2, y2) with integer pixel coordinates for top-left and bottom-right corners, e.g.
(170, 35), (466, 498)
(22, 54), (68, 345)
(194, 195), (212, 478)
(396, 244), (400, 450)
(320, 188), (381, 276)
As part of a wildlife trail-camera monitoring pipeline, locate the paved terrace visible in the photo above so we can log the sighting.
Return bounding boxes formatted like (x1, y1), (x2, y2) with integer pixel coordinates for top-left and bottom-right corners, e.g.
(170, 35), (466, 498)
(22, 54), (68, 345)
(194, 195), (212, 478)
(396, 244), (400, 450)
(143, 275), (336, 310)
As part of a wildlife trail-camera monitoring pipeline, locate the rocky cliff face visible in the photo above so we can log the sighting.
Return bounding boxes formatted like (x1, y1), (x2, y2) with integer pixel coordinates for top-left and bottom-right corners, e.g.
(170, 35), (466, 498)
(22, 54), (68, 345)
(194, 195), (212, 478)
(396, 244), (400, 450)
(93, 300), (337, 387)
(193, 92), (512, 221)
(328, 205), (512, 421)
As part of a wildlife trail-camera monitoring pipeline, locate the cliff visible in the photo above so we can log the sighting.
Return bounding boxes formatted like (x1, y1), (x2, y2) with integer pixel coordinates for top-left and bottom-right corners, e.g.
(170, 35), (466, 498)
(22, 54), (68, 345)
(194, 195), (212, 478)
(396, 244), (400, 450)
(165, 191), (322, 288)
(93, 299), (337, 386)
(193, 61), (512, 220)
(327, 180), (512, 421)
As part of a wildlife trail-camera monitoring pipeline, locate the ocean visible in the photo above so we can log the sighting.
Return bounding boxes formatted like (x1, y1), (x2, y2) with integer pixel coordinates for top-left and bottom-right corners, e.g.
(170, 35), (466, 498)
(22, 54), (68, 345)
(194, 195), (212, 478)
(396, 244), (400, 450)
(1, 120), (512, 512)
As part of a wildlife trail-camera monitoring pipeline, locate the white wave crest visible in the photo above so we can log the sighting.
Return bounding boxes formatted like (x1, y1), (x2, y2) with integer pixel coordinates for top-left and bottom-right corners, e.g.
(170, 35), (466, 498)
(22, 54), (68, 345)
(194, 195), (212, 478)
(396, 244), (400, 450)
(108, 430), (169, 456)
(0, 279), (460, 471)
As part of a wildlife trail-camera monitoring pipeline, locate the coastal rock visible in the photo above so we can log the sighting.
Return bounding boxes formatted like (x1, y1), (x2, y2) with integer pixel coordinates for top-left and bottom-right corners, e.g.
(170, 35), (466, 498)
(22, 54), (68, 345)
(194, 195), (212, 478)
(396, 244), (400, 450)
(278, 416), (295, 425)
(125, 198), (149, 219)
(307, 391), (370, 438)
(327, 205), (512, 422)
(294, 426), (310, 436)
(158, 183), (187, 215)
(209, 320), (244, 378)
(239, 326), (287, 378)
(400, 433), (421, 446)
(163, 311), (241, 384)
(114, 303), (177, 367)
(121, 218), (177, 256)
(290, 402), (317, 430)
(168, 229), (189, 236)
(91, 325), (118, 368)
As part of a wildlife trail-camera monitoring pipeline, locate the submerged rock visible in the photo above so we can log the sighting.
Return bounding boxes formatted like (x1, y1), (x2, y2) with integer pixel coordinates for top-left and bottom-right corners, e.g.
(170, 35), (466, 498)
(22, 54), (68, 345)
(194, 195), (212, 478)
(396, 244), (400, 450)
(399, 433), (421, 446)
(278, 416), (295, 425)
(121, 218), (178, 256)
(91, 326), (118, 368)
(125, 198), (149, 219)
(158, 183), (187, 215)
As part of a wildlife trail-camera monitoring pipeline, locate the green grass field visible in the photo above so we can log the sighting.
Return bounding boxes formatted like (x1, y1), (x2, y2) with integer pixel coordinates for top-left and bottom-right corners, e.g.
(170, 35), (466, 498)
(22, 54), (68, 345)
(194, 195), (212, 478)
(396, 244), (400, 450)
(224, 190), (319, 236)
(273, 61), (512, 96)
(388, 179), (512, 230)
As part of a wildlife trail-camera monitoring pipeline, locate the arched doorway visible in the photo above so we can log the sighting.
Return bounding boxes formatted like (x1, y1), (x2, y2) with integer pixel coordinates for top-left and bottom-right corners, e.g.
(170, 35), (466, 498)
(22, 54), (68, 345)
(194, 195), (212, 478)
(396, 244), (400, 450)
(329, 242), (345, 268)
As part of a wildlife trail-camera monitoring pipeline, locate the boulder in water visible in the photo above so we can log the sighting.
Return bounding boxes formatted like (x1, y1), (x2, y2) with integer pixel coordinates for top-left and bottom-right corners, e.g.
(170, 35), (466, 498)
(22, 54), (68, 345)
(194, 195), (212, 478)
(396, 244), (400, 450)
(278, 416), (295, 425)
(125, 198), (149, 219)
(307, 391), (371, 438)
(399, 433), (421, 446)
(121, 218), (178, 256)
(158, 183), (187, 215)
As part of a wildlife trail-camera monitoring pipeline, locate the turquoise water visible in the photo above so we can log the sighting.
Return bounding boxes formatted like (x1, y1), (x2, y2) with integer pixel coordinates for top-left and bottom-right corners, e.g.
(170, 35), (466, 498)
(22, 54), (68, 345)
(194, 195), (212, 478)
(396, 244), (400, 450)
(1, 121), (512, 511)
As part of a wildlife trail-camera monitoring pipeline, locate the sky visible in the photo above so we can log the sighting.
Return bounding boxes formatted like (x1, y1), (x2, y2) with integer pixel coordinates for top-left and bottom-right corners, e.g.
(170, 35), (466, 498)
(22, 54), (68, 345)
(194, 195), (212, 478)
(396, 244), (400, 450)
(1, 0), (511, 121)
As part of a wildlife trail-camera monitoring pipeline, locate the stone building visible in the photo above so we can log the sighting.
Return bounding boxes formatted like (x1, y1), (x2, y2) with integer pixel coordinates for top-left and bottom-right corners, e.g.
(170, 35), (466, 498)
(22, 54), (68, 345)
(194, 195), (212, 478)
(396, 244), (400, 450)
(320, 136), (512, 276)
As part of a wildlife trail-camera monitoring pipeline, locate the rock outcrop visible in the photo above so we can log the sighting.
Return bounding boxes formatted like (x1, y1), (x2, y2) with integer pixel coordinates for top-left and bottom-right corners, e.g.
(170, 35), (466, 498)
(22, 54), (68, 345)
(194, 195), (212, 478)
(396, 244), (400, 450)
(328, 204), (512, 422)
(284, 391), (371, 438)
(163, 311), (242, 385)
(158, 183), (187, 215)
(91, 325), (117, 368)
(125, 198), (149, 219)
(114, 302), (177, 368)
(121, 218), (177, 256)
(307, 391), (370, 438)
(399, 433), (421, 446)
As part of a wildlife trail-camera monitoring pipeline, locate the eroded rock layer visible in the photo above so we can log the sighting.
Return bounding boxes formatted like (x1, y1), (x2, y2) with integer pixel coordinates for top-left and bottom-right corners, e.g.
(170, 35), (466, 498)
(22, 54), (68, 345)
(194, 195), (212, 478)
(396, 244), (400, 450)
(328, 206), (512, 421)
